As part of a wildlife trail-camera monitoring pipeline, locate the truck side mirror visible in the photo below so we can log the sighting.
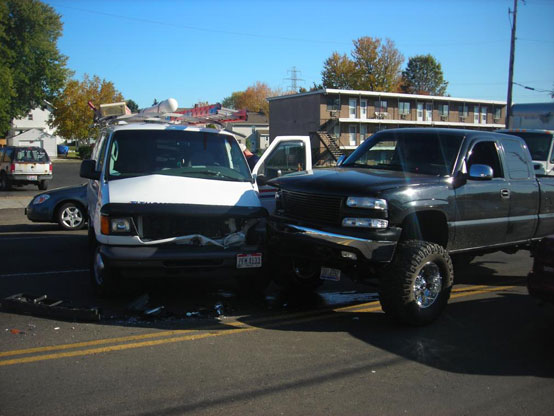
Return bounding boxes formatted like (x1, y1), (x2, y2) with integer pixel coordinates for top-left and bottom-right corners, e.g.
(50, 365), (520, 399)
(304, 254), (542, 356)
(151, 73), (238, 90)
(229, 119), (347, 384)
(469, 164), (493, 180)
(80, 159), (100, 180)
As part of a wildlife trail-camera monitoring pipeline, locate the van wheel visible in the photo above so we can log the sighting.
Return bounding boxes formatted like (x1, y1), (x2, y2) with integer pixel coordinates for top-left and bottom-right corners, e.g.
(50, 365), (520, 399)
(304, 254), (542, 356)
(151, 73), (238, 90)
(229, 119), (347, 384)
(0, 172), (11, 190)
(379, 240), (453, 326)
(271, 256), (323, 292)
(90, 245), (120, 296)
(38, 180), (48, 190)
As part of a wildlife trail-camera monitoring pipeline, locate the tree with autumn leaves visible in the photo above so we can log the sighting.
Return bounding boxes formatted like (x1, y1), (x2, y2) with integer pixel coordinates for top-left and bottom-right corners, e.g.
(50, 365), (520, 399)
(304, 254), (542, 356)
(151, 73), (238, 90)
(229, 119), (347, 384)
(322, 36), (448, 96)
(51, 74), (124, 145)
(222, 82), (287, 116)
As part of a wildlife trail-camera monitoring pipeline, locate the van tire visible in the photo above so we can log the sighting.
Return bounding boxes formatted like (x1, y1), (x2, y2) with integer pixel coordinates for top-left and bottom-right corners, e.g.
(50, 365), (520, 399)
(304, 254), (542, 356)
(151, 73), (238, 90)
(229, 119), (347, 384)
(90, 244), (120, 297)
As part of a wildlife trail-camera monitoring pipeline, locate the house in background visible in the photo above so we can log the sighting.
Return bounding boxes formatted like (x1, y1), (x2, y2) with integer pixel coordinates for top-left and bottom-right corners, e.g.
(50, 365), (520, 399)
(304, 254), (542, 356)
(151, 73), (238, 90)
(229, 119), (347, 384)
(7, 128), (57, 157)
(268, 88), (506, 160)
(6, 102), (63, 157)
(226, 111), (269, 153)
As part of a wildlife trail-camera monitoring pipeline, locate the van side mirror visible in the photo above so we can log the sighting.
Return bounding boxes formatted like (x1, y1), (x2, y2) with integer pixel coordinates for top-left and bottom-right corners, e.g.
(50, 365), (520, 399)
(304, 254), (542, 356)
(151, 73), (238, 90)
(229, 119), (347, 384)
(469, 164), (493, 180)
(80, 159), (100, 180)
(256, 174), (268, 186)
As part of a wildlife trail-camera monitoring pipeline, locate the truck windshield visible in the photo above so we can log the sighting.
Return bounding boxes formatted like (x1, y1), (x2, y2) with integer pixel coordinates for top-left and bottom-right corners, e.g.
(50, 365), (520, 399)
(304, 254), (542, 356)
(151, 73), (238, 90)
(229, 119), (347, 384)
(502, 131), (553, 162)
(343, 132), (463, 176)
(105, 130), (251, 182)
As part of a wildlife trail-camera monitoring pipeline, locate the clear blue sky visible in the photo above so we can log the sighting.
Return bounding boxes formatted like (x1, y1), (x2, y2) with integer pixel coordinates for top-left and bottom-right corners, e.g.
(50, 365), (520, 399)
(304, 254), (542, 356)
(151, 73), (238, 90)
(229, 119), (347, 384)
(45, 0), (554, 109)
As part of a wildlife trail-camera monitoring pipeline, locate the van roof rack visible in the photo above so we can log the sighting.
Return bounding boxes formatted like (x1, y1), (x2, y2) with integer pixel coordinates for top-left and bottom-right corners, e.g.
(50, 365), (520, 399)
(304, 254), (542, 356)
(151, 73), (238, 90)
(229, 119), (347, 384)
(91, 98), (247, 128)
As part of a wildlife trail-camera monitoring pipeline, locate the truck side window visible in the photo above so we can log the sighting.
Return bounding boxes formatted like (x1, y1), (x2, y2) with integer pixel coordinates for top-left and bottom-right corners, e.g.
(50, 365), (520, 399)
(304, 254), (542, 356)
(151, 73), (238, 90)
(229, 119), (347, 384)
(467, 141), (503, 178)
(503, 138), (531, 179)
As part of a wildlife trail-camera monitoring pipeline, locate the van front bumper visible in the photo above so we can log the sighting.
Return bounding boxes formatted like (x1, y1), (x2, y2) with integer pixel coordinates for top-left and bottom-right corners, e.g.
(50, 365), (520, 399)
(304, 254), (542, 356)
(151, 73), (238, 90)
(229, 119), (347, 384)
(98, 244), (265, 279)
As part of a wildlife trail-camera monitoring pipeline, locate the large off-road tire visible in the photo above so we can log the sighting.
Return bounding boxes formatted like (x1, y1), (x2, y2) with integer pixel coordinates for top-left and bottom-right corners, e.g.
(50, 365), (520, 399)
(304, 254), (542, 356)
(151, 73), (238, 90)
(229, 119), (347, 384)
(38, 180), (48, 190)
(90, 243), (120, 297)
(379, 240), (453, 326)
(57, 202), (86, 230)
(271, 255), (323, 292)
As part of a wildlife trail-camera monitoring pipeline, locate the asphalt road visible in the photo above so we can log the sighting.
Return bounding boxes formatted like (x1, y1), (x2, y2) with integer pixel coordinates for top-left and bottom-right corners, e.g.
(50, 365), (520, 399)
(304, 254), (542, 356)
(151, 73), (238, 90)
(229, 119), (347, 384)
(1, 172), (554, 415)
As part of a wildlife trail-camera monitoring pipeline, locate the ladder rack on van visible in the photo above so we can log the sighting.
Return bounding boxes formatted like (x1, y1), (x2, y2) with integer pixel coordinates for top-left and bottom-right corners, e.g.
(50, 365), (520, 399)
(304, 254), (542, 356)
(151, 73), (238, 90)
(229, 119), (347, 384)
(91, 98), (246, 128)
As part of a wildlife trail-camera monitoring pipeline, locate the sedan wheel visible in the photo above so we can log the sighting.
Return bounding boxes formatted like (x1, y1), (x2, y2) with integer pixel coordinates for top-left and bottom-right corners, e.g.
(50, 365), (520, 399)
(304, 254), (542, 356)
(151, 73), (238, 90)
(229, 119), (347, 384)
(57, 202), (85, 230)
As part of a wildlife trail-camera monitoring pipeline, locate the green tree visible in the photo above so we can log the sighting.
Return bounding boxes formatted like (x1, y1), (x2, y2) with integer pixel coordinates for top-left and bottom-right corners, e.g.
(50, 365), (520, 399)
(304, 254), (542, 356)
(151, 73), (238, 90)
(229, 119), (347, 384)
(321, 52), (357, 89)
(0, 0), (69, 136)
(51, 74), (124, 145)
(126, 99), (139, 113)
(401, 54), (448, 96)
(321, 37), (404, 92)
(352, 37), (404, 91)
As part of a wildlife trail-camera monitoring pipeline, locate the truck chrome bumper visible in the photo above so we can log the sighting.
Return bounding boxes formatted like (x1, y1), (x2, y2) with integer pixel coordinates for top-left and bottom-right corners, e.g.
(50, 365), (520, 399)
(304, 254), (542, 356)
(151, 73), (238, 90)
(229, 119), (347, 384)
(268, 220), (400, 263)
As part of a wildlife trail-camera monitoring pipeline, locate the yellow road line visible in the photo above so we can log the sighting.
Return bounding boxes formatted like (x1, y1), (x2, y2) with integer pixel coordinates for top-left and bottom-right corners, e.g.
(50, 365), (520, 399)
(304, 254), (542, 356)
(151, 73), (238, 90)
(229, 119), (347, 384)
(0, 284), (516, 367)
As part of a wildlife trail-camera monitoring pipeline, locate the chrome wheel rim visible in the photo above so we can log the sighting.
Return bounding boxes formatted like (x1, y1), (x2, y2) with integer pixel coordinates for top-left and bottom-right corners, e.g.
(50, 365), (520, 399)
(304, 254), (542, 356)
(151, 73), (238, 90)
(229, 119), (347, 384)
(413, 262), (443, 308)
(61, 206), (83, 229)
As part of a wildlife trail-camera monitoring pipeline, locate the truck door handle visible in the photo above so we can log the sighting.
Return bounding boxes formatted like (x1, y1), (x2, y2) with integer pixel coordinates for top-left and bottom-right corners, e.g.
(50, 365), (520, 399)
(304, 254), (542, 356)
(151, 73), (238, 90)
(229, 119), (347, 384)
(501, 189), (510, 199)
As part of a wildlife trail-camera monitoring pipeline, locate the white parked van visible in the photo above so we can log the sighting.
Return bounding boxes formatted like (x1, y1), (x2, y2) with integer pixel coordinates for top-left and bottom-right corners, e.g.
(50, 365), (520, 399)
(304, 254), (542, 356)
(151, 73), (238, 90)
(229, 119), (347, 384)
(80, 101), (311, 294)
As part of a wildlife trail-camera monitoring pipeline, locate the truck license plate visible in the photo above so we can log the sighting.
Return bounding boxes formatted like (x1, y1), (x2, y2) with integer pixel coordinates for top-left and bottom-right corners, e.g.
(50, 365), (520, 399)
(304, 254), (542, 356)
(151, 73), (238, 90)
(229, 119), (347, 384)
(27, 175), (37, 181)
(236, 253), (262, 269)
(320, 267), (341, 281)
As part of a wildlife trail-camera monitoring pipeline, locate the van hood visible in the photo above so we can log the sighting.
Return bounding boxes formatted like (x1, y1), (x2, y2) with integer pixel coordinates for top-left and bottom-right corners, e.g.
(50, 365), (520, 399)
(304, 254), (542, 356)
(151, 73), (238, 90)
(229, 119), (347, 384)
(107, 174), (261, 208)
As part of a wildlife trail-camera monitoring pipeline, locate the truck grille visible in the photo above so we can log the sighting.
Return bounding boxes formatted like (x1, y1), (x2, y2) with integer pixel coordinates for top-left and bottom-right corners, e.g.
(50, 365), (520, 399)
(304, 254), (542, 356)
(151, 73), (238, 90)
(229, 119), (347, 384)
(281, 190), (342, 225)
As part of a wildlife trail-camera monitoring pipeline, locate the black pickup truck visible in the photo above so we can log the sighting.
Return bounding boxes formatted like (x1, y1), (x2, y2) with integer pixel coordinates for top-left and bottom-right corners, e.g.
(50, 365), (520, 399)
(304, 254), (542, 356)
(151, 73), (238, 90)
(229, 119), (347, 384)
(267, 128), (554, 325)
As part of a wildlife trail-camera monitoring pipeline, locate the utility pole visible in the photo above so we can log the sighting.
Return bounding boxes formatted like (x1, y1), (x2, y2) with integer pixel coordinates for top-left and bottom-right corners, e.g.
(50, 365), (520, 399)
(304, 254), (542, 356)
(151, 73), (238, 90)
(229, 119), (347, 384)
(506, 0), (520, 128)
(285, 66), (304, 92)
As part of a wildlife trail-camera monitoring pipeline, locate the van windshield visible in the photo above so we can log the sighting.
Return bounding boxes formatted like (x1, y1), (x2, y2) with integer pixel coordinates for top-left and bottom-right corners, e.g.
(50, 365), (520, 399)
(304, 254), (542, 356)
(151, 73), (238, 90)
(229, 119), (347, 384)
(502, 131), (553, 162)
(105, 130), (251, 182)
(342, 131), (463, 176)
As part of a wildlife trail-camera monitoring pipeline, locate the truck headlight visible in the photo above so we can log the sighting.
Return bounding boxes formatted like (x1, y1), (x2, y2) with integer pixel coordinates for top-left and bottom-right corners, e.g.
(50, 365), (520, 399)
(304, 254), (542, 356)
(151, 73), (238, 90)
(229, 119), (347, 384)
(342, 218), (388, 229)
(346, 197), (387, 210)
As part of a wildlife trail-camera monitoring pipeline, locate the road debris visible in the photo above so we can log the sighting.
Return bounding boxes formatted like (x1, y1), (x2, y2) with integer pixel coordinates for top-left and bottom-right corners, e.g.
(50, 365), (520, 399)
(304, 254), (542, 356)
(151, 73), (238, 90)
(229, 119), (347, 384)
(1, 293), (101, 322)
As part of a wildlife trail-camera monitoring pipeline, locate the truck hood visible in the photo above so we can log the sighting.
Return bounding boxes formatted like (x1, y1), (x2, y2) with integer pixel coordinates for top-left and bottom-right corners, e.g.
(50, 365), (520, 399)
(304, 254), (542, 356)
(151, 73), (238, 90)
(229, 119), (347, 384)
(107, 174), (261, 207)
(269, 168), (446, 195)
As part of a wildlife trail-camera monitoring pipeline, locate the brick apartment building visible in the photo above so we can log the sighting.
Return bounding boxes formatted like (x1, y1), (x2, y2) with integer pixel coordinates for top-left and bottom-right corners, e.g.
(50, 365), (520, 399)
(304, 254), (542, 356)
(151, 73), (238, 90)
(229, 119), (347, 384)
(268, 88), (506, 159)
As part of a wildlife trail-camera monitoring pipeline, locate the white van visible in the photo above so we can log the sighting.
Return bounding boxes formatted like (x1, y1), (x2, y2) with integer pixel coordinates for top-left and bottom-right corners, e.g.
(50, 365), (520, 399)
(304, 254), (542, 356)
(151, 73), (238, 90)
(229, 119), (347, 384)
(80, 106), (311, 295)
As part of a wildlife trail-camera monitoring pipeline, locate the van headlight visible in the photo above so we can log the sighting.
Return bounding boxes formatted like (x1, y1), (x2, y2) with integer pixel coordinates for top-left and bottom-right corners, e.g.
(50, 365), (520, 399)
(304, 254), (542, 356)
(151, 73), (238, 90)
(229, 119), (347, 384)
(342, 218), (388, 229)
(346, 197), (387, 210)
(101, 216), (133, 235)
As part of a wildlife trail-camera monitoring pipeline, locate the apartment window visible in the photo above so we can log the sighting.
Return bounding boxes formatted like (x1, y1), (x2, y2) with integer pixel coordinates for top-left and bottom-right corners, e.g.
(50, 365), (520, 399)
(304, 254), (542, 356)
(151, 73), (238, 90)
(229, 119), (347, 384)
(458, 104), (468, 117)
(494, 107), (502, 120)
(360, 124), (367, 140)
(332, 124), (340, 138)
(439, 104), (449, 117)
(326, 97), (340, 111)
(27, 113), (33, 120)
(399, 102), (410, 115)
(375, 100), (388, 113)
(480, 106), (487, 124)
(349, 98), (357, 118)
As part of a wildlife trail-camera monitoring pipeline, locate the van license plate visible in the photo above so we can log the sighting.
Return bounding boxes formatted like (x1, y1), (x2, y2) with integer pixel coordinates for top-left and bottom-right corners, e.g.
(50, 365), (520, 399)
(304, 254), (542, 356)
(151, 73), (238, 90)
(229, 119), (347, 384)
(236, 253), (262, 269)
(27, 175), (37, 181)
(320, 267), (341, 281)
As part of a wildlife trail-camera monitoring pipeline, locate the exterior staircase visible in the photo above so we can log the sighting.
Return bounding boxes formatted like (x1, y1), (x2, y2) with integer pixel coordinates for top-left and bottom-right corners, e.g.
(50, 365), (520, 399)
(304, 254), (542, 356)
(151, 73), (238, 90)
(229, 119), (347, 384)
(315, 118), (343, 161)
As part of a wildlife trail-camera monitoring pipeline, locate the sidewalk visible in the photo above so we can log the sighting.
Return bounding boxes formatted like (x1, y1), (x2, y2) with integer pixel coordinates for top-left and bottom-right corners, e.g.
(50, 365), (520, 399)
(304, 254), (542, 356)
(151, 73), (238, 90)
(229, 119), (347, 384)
(0, 196), (33, 209)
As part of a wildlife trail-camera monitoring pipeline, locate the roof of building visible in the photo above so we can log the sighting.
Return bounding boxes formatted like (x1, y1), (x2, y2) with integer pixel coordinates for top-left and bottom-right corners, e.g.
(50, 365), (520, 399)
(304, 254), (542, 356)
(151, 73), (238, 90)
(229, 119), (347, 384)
(267, 88), (506, 106)
(11, 128), (55, 141)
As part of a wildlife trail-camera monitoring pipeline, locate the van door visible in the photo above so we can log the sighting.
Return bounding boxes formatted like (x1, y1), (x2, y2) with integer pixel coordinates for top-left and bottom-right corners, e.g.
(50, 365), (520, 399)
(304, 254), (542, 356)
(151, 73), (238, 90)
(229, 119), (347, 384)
(252, 136), (312, 213)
